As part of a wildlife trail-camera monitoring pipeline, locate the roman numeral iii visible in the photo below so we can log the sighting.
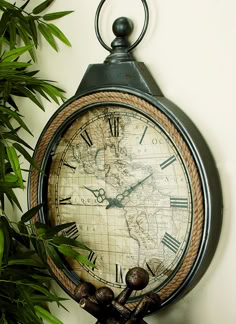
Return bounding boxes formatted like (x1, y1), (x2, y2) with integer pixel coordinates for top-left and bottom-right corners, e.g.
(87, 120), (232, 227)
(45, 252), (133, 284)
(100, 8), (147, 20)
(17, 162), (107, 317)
(170, 197), (188, 208)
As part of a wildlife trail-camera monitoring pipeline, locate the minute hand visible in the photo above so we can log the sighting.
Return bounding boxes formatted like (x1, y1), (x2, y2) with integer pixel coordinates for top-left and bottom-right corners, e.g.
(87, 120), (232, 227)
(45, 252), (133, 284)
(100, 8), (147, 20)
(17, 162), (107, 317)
(116, 173), (153, 202)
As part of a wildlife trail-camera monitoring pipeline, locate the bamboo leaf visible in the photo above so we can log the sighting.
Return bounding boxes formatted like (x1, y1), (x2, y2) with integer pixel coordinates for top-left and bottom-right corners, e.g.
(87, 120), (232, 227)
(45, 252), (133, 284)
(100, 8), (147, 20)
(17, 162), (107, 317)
(38, 23), (57, 51)
(14, 85), (44, 110)
(52, 236), (91, 251)
(57, 245), (95, 268)
(8, 20), (16, 50)
(16, 24), (35, 61)
(32, 0), (55, 15)
(46, 244), (64, 269)
(48, 23), (71, 47)
(43, 222), (76, 239)
(0, 106), (33, 135)
(2, 132), (33, 150)
(13, 143), (42, 172)
(34, 305), (63, 324)
(43, 11), (73, 21)
(0, 1), (15, 10)
(8, 258), (45, 268)
(2, 187), (22, 211)
(6, 146), (24, 189)
(1, 45), (33, 62)
(28, 17), (38, 47)
(21, 204), (43, 223)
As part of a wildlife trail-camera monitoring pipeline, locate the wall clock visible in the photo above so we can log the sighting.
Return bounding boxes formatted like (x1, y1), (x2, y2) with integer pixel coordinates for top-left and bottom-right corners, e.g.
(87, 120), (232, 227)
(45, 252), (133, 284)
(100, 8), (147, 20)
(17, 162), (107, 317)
(28, 0), (223, 320)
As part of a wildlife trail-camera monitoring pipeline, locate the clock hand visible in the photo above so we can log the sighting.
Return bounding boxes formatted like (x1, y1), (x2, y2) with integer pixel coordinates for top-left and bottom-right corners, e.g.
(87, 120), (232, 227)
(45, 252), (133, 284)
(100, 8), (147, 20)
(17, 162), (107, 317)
(84, 186), (124, 208)
(84, 186), (107, 203)
(116, 173), (153, 203)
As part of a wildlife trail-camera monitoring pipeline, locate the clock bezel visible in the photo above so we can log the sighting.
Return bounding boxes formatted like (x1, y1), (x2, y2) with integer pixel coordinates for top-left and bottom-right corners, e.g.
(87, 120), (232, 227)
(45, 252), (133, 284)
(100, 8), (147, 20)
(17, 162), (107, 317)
(28, 87), (223, 312)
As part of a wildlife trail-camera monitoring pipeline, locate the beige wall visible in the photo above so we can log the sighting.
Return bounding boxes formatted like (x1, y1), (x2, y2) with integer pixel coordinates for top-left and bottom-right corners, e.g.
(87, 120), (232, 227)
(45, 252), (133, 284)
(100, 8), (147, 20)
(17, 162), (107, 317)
(15, 0), (235, 323)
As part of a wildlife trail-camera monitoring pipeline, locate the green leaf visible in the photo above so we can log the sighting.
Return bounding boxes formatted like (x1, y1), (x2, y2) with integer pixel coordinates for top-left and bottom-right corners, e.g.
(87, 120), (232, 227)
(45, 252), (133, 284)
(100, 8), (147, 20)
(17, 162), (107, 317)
(0, 221), (5, 269)
(17, 221), (30, 248)
(13, 143), (42, 172)
(43, 11), (73, 21)
(0, 141), (6, 178)
(48, 24), (71, 47)
(34, 305), (63, 324)
(8, 258), (45, 268)
(1, 45), (34, 62)
(57, 245), (96, 268)
(6, 145), (24, 189)
(53, 236), (91, 251)
(8, 20), (16, 50)
(20, 0), (31, 10)
(14, 85), (44, 110)
(46, 244), (63, 269)
(0, 11), (10, 35)
(32, 0), (55, 15)
(0, 62), (32, 69)
(0, 106), (33, 135)
(28, 17), (38, 47)
(16, 24), (35, 61)
(3, 81), (12, 104)
(43, 222), (76, 239)
(38, 23), (57, 51)
(3, 187), (22, 211)
(1, 132), (33, 150)
(21, 204), (43, 223)
(0, 1), (15, 9)
(0, 216), (11, 265)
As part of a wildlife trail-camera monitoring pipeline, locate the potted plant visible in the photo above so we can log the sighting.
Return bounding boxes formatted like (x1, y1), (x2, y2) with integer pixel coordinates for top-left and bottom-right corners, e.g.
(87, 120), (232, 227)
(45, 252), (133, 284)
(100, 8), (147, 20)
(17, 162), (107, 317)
(0, 1), (92, 323)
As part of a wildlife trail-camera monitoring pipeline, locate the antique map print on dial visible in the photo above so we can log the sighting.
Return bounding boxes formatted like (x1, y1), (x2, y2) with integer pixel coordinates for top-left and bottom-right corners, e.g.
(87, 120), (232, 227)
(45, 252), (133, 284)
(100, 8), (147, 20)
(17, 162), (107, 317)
(48, 105), (192, 298)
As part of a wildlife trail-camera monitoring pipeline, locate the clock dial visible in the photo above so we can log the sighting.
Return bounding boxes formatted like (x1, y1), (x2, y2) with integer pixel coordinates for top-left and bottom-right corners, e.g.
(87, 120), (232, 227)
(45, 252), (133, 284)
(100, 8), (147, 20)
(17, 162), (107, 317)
(47, 105), (192, 298)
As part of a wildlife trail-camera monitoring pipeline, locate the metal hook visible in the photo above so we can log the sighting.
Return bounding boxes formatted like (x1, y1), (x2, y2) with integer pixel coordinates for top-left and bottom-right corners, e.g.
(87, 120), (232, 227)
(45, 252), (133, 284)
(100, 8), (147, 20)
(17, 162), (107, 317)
(95, 0), (149, 53)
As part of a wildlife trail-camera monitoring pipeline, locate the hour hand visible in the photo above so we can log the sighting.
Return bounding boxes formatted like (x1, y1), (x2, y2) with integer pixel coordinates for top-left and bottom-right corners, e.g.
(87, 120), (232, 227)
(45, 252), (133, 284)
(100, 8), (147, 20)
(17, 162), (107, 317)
(84, 186), (107, 203)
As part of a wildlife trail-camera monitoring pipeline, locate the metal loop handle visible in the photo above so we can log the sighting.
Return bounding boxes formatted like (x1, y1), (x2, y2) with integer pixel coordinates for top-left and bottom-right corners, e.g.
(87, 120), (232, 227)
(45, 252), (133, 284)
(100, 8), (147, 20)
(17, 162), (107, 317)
(95, 0), (149, 52)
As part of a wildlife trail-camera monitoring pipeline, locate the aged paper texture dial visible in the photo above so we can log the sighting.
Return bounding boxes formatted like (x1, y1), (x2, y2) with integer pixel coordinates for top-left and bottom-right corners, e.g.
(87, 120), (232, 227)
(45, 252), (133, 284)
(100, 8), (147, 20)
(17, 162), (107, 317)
(48, 105), (192, 298)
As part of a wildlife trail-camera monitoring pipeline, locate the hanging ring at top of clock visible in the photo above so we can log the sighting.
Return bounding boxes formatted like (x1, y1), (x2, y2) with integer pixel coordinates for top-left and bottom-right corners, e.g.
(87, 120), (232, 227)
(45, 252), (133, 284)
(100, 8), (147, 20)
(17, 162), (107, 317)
(95, 0), (149, 52)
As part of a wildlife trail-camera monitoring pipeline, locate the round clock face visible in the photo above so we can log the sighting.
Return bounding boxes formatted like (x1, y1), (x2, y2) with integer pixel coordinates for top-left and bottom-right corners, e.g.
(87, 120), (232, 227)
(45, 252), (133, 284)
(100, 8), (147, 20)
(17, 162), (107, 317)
(29, 91), (208, 309)
(47, 105), (192, 297)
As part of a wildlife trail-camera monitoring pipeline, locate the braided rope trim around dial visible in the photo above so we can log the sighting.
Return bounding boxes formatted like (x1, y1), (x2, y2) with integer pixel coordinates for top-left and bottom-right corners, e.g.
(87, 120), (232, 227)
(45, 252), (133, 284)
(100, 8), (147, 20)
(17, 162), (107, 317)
(29, 91), (204, 306)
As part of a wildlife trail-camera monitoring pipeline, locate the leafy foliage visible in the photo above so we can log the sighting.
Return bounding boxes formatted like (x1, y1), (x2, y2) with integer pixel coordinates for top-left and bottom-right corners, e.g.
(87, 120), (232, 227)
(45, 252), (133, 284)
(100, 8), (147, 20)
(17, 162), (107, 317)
(0, 0), (72, 209)
(0, 210), (93, 324)
(0, 2), (94, 324)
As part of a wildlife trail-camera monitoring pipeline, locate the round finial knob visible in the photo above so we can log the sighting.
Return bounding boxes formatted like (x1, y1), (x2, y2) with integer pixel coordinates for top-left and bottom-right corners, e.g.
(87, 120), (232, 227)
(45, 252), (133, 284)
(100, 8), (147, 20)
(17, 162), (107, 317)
(74, 282), (96, 301)
(126, 267), (149, 290)
(95, 287), (114, 305)
(112, 17), (133, 38)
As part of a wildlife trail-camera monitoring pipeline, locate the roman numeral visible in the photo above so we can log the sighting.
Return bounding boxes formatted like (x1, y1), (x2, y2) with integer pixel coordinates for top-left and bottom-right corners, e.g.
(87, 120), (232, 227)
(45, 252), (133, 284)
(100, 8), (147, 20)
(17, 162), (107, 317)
(161, 232), (181, 254)
(115, 264), (124, 283)
(64, 224), (79, 239)
(59, 197), (72, 205)
(170, 197), (188, 208)
(109, 117), (119, 137)
(139, 126), (148, 144)
(146, 263), (155, 277)
(80, 130), (93, 147)
(160, 155), (176, 170)
(88, 251), (97, 271)
(63, 162), (76, 171)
